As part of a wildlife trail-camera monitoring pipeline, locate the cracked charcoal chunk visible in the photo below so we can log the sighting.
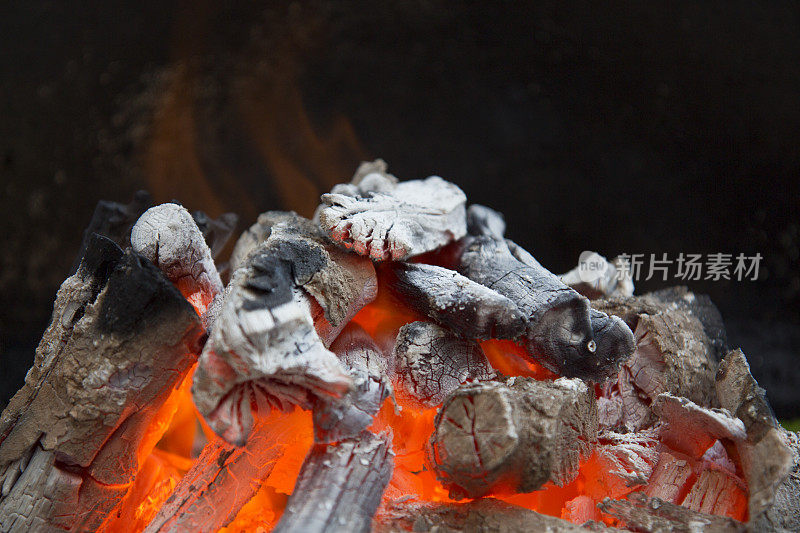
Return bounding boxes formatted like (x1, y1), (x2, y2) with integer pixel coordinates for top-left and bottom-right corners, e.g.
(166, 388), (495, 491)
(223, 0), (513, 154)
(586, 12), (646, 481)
(374, 498), (595, 533)
(319, 166), (467, 261)
(386, 262), (525, 340)
(653, 393), (747, 459)
(192, 278), (352, 446)
(465, 203), (506, 239)
(455, 234), (634, 380)
(594, 296), (719, 432)
(313, 323), (392, 443)
(0, 242), (203, 532)
(70, 190), (153, 273)
(598, 492), (746, 533)
(393, 321), (495, 407)
(191, 213), (382, 445)
(428, 377), (597, 499)
(131, 203), (224, 319)
(273, 431), (393, 533)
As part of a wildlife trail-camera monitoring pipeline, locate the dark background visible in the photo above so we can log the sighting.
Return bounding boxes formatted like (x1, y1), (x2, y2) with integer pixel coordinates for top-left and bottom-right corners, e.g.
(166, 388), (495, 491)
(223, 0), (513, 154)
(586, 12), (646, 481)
(1, 2), (798, 417)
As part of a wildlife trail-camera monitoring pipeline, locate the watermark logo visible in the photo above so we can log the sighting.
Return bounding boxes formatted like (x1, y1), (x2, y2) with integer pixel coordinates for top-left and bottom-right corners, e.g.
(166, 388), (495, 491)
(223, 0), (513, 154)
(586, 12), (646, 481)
(577, 251), (610, 283)
(609, 252), (762, 282)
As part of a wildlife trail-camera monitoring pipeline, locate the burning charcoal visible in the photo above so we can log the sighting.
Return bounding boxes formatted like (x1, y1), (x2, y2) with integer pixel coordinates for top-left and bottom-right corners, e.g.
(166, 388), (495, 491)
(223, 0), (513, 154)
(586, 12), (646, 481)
(192, 280), (351, 445)
(69, 189), (153, 272)
(228, 211), (377, 345)
(559, 252), (635, 299)
(229, 210), (298, 273)
(682, 469), (748, 520)
(428, 377), (597, 499)
(144, 410), (311, 533)
(191, 209), (238, 260)
(374, 498), (594, 533)
(318, 163), (468, 261)
(385, 262), (526, 340)
(715, 349), (795, 523)
(273, 431), (393, 533)
(313, 323), (393, 443)
(595, 429), (660, 489)
(653, 393), (747, 459)
(465, 203), (506, 239)
(598, 492), (747, 533)
(394, 321), (495, 407)
(752, 430), (800, 532)
(190, 212), (383, 445)
(594, 299), (719, 431)
(454, 231), (634, 380)
(131, 203), (224, 318)
(0, 236), (204, 531)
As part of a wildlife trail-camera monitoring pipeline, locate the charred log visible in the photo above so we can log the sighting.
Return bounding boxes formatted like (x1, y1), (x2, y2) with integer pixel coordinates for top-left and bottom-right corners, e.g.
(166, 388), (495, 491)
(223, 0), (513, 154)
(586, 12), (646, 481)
(0, 236), (204, 532)
(273, 431), (393, 533)
(313, 323), (393, 443)
(228, 210), (377, 344)
(143, 411), (310, 533)
(428, 377), (597, 499)
(318, 162), (467, 261)
(374, 498), (599, 533)
(385, 262), (526, 340)
(598, 492), (746, 533)
(393, 321), (495, 407)
(454, 227), (634, 380)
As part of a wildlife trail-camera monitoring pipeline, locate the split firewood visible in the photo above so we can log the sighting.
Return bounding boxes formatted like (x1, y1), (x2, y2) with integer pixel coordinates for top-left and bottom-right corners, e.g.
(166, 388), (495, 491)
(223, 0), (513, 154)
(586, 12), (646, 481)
(594, 297), (719, 431)
(318, 162), (467, 261)
(273, 431), (394, 533)
(70, 189), (152, 272)
(559, 252), (634, 299)
(313, 323), (393, 443)
(454, 224), (634, 380)
(374, 498), (605, 533)
(144, 412), (308, 533)
(384, 262), (526, 340)
(428, 377), (597, 499)
(715, 349), (795, 524)
(131, 203), (224, 318)
(0, 235), (204, 532)
(598, 492), (746, 533)
(393, 321), (495, 407)
(190, 212), (385, 444)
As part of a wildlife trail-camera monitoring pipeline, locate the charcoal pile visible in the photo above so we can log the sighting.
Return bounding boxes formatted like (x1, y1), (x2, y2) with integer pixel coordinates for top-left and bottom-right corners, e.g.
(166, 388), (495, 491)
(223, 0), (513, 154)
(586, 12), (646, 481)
(0, 160), (797, 532)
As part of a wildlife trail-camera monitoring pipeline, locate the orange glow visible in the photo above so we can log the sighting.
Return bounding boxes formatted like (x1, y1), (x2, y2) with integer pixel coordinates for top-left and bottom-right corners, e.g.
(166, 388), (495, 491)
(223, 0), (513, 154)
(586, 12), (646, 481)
(480, 339), (558, 380)
(102, 255), (750, 530)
